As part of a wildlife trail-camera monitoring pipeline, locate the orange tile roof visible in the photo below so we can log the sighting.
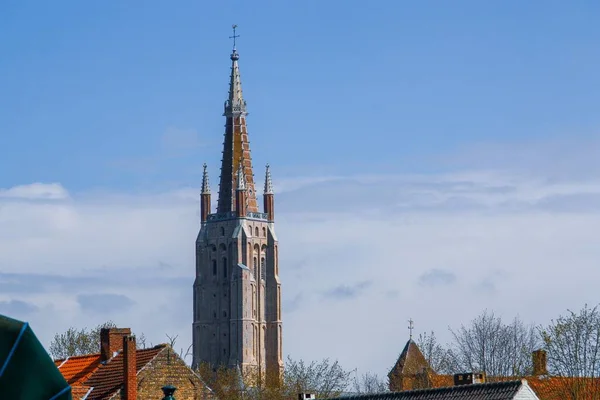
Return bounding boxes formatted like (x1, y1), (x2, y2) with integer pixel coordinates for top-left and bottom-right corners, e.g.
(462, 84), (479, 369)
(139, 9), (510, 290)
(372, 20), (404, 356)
(54, 345), (167, 400)
(55, 354), (103, 386)
(426, 374), (600, 400)
(70, 385), (92, 399)
(526, 376), (600, 400)
(82, 345), (166, 400)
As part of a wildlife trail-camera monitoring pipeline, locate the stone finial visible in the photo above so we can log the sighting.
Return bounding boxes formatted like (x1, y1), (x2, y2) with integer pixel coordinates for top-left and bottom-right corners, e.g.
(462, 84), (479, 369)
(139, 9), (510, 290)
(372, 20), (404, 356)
(264, 164), (274, 194)
(161, 385), (177, 400)
(201, 163), (210, 194)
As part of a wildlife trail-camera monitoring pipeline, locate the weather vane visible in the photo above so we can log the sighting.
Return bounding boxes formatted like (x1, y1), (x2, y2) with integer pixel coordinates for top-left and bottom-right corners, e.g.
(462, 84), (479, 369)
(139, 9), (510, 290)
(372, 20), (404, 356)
(229, 24), (240, 50)
(408, 319), (414, 339)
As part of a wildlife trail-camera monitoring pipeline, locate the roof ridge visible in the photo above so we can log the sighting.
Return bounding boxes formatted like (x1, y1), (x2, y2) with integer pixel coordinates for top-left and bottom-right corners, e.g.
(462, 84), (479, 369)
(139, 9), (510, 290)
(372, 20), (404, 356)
(54, 353), (101, 362)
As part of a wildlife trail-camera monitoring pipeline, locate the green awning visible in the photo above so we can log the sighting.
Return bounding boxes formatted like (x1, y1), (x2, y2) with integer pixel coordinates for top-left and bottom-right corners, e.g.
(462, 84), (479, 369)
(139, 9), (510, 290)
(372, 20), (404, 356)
(0, 313), (72, 399)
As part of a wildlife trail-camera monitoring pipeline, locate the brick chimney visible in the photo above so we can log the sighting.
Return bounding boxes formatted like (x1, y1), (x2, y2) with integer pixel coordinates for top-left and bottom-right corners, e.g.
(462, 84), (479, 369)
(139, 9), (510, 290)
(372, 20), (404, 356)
(100, 328), (131, 362)
(123, 335), (137, 400)
(532, 349), (548, 376)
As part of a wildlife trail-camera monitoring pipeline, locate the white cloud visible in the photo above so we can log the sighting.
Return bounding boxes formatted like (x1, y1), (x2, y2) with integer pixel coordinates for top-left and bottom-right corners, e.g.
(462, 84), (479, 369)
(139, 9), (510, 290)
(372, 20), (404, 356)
(2, 146), (600, 378)
(0, 183), (69, 200)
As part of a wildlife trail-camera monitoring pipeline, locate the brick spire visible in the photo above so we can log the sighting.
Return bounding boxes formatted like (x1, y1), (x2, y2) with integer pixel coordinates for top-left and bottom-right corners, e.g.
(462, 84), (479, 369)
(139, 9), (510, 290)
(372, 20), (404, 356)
(217, 30), (258, 214)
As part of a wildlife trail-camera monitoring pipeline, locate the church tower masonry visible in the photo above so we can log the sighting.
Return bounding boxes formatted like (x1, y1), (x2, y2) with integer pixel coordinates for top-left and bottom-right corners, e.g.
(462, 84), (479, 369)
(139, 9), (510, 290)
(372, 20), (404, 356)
(192, 36), (283, 382)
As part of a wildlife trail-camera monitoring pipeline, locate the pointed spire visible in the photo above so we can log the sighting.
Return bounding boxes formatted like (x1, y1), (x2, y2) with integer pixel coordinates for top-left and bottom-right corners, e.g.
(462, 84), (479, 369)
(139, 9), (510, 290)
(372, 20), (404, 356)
(217, 25), (258, 214)
(201, 163), (210, 194)
(236, 159), (246, 191)
(225, 25), (247, 117)
(264, 164), (274, 194)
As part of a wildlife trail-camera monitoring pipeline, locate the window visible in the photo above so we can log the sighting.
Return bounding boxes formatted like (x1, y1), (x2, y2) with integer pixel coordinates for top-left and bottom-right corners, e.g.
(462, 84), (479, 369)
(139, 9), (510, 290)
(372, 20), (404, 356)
(260, 257), (266, 280)
(262, 227), (266, 237)
(212, 260), (217, 275)
(213, 311), (216, 319)
(255, 227), (259, 236)
(222, 257), (227, 278)
(220, 226), (225, 236)
(253, 257), (258, 278)
(223, 311), (227, 317)
(248, 226), (252, 236)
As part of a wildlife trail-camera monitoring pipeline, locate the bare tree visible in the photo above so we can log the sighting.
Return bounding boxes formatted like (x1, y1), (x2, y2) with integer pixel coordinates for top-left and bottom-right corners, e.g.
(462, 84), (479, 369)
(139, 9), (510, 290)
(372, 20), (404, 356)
(165, 333), (193, 364)
(448, 310), (540, 377)
(352, 372), (387, 394)
(283, 356), (353, 398)
(49, 321), (146, 359)
(417, 331), (458, 374)
(540, 304), (600, 398)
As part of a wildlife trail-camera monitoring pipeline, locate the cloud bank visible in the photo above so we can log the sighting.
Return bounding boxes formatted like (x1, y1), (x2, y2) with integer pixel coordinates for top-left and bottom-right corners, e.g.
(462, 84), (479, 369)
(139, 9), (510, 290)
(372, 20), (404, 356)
(1, 137), (600, 378)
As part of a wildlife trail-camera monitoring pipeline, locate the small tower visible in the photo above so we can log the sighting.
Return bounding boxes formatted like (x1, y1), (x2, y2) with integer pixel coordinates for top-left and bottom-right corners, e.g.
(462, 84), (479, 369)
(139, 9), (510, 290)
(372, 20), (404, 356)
(263, 164), (274, 222)
(200, 163), (211, 223)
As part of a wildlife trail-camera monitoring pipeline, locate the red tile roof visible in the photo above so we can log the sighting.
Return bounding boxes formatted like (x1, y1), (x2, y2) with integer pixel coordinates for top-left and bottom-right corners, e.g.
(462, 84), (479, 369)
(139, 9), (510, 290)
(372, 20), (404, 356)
(425, 374), (600, 400)
(55, 354), (103, 386)
(70, 385), (92, 399)
(55, 345), (167, 400)
(84, 345), (166, 400)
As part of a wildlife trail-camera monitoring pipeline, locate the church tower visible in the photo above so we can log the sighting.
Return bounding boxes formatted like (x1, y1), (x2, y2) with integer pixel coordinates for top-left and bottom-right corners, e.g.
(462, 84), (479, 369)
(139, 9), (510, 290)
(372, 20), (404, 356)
(192, 29), (283, 382)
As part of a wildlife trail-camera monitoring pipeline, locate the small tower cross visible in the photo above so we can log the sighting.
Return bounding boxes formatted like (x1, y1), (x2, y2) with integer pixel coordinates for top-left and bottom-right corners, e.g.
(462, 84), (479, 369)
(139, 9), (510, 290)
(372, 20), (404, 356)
(408, 319), (414, 339)
(229, 24), (240, 50)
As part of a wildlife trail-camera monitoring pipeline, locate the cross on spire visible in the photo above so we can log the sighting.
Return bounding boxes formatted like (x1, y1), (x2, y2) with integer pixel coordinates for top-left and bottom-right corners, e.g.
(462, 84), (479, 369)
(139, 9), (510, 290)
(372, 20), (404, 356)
(229, 24), (240, 50)
(408, 319), (414, 339)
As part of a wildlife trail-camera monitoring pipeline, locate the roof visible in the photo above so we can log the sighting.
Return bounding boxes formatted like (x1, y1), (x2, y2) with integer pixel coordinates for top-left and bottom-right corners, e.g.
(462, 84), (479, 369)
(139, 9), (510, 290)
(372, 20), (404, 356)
(55, 344), (167, 400)
(0, 313), (72, 399)
(85, 345), (166, 400)
(494, 376), (600, 400)
(54, 354), (102, 386)
(323, 380), (527, 400)
(389, 339), (430, 376)
(71, 385), (92, 400)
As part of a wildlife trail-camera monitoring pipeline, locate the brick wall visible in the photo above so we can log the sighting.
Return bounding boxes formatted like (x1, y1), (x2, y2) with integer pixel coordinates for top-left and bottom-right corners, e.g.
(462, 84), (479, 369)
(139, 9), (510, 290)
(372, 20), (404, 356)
(136, 347), (214, 400)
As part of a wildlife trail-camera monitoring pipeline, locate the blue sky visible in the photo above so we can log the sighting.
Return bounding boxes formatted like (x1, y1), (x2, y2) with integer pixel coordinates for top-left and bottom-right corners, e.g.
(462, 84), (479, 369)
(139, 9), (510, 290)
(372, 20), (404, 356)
(2, 1), (599, 191)
(2, 0), (600, 379)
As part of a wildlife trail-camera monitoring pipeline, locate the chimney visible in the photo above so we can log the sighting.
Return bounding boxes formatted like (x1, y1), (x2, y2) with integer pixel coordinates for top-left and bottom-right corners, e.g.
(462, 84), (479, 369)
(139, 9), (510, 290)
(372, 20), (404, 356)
(453, 372), (486, 386)
(123, 335), (137, 400)
(100, 328), (131, 362)
(532, 349), (548, 376)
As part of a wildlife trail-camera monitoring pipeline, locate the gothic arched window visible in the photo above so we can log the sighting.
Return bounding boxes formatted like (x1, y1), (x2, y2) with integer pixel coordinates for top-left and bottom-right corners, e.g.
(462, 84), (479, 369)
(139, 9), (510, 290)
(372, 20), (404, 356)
(255, 227), (259, 237)
(212, 259), (217, 275)
(260, 257), (266, 280)
(220, 227), (225, 236)
(262, 227), (266, 237)
(253, 257), (258, 278)
(222, 257), (227, 278)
